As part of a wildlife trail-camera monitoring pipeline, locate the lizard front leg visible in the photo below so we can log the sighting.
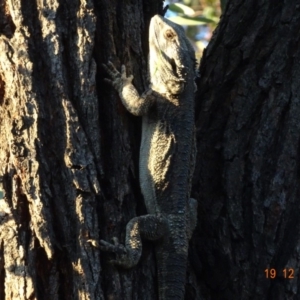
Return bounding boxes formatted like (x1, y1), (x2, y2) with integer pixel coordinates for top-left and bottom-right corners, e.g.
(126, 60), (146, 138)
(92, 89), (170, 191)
(103, 61), (154, 116)
(100, 215), (167, 268)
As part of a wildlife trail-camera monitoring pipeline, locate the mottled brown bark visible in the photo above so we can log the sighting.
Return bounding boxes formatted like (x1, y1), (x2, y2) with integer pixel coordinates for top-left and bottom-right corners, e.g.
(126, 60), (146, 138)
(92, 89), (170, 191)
(0, 0), (103, 299)
(0, 0), (164, 299)
(192, 1), (300, 299)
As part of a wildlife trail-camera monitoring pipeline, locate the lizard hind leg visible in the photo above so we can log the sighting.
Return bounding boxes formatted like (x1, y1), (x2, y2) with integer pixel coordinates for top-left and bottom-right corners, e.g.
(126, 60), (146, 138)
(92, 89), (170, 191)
(99, 214), (168, 269)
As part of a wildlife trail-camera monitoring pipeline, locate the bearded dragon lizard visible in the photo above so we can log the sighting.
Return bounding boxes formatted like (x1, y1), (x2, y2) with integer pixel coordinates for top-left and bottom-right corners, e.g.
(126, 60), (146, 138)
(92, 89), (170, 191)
(100, 14), (198, 300)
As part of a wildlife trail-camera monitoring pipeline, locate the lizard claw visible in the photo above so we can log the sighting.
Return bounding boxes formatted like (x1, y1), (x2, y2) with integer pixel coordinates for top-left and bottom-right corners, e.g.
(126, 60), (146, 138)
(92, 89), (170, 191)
(121, 65), (126, 76)
(99, 238), (127, 255)
(111, 236), (120, 245)
(102, 61), (123, 92)
(103, 61), (134, 92)
(120, 65), (134, 84)
(102, 61), (120, 77)
(99, 238), (130, 267)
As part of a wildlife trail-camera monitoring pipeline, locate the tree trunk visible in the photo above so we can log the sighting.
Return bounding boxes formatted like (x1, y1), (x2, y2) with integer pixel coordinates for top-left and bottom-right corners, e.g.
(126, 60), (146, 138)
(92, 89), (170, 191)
(1, 0), (300, 299)
(192, 0), (300, 299)
(0, 0), (163, 299)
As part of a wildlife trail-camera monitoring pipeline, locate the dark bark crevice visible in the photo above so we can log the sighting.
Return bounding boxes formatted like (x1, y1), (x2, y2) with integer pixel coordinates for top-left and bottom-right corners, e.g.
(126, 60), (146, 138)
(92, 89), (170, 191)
(0, 0), (16, 38)
(193, 1), (300, 299)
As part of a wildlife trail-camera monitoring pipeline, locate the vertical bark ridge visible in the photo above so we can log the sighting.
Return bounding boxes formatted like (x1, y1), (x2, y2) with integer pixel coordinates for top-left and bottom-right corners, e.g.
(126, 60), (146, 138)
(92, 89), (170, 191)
(0, 0), (103, 299)
(193, 1), (300, 299)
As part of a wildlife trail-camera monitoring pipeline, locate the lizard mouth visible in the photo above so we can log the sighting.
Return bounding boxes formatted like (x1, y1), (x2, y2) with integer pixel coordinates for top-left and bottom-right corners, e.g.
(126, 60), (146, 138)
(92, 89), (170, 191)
(169, 58), (178, 77)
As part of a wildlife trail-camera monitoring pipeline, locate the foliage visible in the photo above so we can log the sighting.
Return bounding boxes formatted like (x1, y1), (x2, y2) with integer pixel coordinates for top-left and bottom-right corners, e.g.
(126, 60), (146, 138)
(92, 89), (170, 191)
(168, 3), (219, 26)
(166, 0), (222, 58)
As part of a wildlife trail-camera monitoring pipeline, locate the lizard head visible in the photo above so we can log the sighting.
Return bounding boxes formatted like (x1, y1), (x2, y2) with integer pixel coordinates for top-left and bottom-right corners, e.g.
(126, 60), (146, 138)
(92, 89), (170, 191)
(149, 15), (197, 95)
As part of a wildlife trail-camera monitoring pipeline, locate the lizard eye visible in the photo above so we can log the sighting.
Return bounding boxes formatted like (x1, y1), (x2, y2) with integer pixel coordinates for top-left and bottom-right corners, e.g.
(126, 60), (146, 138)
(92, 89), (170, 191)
(165, 30), (175, 39)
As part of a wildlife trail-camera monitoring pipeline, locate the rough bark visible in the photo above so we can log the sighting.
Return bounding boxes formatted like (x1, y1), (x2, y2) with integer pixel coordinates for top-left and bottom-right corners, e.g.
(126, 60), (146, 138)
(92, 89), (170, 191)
(0, 0), (103, 299)
(192, 1), (300, 299)
(1, 0), (300, 300)
(0, 0), (165, 299)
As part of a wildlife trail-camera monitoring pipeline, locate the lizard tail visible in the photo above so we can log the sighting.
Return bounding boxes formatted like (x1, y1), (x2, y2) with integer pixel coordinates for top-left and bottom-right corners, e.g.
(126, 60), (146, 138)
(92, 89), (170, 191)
(156, 245), (188, 300)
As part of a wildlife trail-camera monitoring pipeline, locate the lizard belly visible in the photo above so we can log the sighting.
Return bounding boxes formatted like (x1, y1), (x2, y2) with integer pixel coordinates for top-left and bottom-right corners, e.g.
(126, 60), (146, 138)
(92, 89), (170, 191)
(139, 117), (177, 214)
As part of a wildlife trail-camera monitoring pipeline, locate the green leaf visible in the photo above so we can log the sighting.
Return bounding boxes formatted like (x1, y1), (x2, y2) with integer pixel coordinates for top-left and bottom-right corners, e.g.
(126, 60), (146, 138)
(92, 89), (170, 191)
(168, 15), (217, 26)
(168, 3), (195, 16)
(203, 7), (215, 19)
